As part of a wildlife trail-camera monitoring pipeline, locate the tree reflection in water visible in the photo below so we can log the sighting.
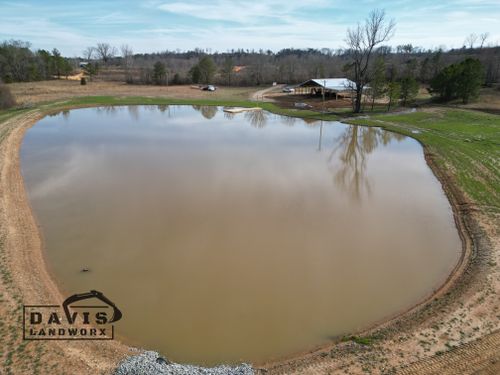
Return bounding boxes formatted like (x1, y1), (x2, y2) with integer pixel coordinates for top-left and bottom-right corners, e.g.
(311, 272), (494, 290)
(211, 109), (405, 203)
(192, 105), (218, 119)
(96, 106), (118, 116)
(223, 110), (236, 120)
(157, 104), (170, 114)
(327, 125), (405, 202)
(244, 109), (268, 128)
(127, 105), (139, 121)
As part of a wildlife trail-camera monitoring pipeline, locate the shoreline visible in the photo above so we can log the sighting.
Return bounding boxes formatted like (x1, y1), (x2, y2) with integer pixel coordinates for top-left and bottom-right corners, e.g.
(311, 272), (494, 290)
(0, 108), (133, 374)
(0, 101), (496, 374)
(254, 127), (476, 372)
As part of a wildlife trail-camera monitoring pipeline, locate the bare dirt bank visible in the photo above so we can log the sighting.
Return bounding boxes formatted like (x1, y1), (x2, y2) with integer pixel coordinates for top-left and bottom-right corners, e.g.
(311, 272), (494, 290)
(0, 91), (498, 374)
(0, 109), (134, 374)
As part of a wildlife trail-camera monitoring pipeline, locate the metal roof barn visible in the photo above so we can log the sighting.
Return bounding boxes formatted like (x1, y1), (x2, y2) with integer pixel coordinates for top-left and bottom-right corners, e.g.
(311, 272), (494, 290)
(292, 78), (358, 99)
(296, 78), (356, 92)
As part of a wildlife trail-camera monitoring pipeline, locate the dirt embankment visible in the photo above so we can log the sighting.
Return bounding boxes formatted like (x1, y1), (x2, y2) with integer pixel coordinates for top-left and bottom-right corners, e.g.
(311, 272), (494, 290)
(0, 82), (498, 374)
(0, 110), (134, 374)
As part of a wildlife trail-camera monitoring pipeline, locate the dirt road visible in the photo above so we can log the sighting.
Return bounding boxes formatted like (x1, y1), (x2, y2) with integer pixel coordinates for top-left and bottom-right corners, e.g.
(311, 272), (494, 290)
(250, 84), (284, 101)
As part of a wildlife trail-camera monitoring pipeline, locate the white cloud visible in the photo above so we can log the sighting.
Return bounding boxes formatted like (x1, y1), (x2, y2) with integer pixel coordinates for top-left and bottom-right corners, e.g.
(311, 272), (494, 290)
(0, 0), (499, 55)
(158, 0), (331, 23)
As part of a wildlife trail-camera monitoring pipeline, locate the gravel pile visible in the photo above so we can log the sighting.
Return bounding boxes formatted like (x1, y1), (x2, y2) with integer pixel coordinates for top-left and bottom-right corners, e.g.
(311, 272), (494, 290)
(114, 351), (254, 375)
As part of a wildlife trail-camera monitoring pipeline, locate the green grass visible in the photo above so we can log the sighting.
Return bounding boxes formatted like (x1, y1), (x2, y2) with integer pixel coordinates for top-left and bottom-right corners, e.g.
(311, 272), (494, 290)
(346, 109), (500, 208)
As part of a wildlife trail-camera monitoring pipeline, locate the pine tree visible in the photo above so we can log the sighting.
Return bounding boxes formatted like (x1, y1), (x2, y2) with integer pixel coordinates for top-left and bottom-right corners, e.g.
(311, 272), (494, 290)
(370, 56), (386, 110)
(400, 77), (419, 106)
(387, 81), (401, 111)
(221, 57), (234, 86)
(153, 61), (167, 85)
(431, 58), (483, 103)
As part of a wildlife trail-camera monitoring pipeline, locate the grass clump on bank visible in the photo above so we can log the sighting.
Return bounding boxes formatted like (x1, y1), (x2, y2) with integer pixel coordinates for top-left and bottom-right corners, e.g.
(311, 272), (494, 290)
(341, 335), (374, 346)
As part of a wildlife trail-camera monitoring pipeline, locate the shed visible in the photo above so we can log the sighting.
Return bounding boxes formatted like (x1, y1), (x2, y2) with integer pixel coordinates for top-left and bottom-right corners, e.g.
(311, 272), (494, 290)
(294, 78), (357, 99)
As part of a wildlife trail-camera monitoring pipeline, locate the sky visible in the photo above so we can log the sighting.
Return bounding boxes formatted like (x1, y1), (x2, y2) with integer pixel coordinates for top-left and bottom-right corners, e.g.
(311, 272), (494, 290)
(0, 0), (499, 57)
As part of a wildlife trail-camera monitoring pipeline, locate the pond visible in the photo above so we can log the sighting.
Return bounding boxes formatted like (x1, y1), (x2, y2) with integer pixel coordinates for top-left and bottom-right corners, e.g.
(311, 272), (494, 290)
(21, 105), (461, 365)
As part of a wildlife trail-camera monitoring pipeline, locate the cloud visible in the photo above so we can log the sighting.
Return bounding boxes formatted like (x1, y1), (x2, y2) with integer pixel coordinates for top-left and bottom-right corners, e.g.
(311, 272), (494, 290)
(0, 0), (499, 55)
(158, 0), (331, 23)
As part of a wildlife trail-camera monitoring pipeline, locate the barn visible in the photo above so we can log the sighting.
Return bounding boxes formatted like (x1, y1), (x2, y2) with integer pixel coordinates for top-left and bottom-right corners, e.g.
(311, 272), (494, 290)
(293, 78), (356, 99)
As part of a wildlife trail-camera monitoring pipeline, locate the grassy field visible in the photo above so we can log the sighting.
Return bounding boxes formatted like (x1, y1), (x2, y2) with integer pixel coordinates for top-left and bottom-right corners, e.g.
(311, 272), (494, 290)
(7, 80), (260, 105)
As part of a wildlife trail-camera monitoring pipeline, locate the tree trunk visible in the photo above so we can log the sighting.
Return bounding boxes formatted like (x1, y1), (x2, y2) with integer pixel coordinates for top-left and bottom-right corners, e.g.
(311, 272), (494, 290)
(354, 87), (363, 113)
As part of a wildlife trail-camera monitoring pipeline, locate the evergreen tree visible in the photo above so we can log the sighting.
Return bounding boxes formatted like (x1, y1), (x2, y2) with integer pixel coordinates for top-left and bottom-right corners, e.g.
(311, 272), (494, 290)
(221, 57), (234, 86)
(153, 61), (167, 85)
(400, 76), (419, 106)
(457, 58), (484, 104)
(369, 56), (386, 110)
(189, 64), (202, 83)
(387, 81), (401, 111)
(198, 56), (216, 84)
(431, 58), (483, 103)
(52, 48), (64, 78)
(82, 62), (99, 81)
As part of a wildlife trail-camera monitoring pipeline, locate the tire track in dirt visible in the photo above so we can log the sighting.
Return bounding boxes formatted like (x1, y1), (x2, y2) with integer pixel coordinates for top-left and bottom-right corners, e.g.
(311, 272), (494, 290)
(398, 330), (500, 375)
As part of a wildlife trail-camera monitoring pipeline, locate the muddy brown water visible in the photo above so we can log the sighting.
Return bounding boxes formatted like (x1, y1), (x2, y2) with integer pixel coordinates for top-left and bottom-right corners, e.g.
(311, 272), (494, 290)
(21, 105), (461, 365)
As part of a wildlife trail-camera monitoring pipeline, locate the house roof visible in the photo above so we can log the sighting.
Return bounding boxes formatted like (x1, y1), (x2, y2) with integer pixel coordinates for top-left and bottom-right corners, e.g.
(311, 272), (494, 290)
(296, 78), (355, 92)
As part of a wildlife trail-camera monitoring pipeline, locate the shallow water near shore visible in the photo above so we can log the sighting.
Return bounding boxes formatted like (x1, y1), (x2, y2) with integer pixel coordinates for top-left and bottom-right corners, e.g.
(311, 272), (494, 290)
(21, 105), (460, 365)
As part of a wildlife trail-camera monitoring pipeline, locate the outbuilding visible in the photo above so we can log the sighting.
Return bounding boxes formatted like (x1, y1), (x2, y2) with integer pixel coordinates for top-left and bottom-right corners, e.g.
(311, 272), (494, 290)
(293, 78), (356, 99)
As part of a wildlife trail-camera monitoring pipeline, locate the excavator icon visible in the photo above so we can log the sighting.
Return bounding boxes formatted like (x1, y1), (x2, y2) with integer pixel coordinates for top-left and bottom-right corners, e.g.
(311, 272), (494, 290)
(62, 290), (122, 324)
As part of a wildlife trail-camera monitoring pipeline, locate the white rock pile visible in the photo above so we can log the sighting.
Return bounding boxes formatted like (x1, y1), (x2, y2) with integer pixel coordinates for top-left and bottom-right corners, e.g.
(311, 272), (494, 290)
(114, 351), (254, 375)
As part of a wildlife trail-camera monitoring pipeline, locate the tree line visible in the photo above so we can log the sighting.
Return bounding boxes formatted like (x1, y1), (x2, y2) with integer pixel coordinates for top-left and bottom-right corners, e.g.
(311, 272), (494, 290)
(0, 40), (73, 82)
(70, 30), (498, 93)
(0, 8), (498, 113)
(1, 36), (497, 92)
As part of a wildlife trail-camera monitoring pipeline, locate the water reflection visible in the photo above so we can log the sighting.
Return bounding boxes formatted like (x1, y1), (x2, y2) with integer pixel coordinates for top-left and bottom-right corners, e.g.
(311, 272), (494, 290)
(192, 105), (218, 119)
(281, 115), (297, 127)
(302, 117), (320, 126)
(327, 126), (405, 202)
(223, 110), (236, 120)
(127, 105), (139, 121)
(244, 109), (268, 128)
(96, 106), (117, 116)
(157, 104), (170, 114)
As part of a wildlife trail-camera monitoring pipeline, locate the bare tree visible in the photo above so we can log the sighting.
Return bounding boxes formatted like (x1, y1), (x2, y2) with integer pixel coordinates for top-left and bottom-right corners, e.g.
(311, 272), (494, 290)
(120, 44), (134, 83)
(345, 9), (395, 113)
(82, 46), (95, 61)
(479, 32), (489, 49)
(464, 33), (478, 49)
(96, 43), (116, 63)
